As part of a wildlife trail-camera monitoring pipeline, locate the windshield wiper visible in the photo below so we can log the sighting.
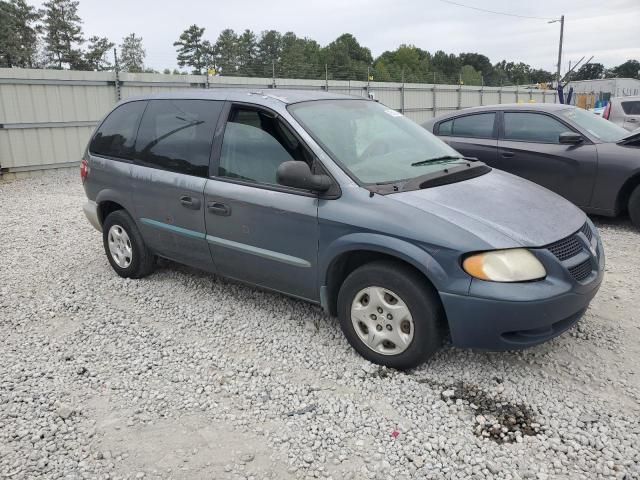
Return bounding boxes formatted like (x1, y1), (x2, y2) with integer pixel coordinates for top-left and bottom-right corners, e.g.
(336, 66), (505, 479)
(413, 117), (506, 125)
(411, 155), (474, 167)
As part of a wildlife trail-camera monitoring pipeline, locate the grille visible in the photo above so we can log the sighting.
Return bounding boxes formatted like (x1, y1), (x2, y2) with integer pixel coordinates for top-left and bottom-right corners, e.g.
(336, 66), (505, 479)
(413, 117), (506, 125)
(547, 235), (583, 261)
(568, 259), (593, 282)
(581, 222), (593, 241)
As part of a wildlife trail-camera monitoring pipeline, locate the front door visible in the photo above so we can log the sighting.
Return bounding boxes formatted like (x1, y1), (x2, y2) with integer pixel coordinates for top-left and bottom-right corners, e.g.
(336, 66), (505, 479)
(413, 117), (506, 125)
(496, 111), (597, 208)
(204, 104), (319, 300)
(130, 99), (224, 271)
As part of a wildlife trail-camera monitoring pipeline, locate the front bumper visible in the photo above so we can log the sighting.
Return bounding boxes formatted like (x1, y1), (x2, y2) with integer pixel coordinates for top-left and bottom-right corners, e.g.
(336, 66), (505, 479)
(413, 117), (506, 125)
(440, 226), (605, 351)
(83, 200), (102, 232)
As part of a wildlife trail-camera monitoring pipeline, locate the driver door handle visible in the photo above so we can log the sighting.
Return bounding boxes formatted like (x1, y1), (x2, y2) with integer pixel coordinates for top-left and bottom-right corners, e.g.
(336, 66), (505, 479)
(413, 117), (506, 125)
(180, 195), (201, 210)
(207, 201), (231, 216)
(501, 151), (515, 158)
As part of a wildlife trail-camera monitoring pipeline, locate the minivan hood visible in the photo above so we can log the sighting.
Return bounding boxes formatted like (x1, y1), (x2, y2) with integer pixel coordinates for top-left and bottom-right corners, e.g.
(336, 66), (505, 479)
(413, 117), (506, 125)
(389, 169), (586, 248)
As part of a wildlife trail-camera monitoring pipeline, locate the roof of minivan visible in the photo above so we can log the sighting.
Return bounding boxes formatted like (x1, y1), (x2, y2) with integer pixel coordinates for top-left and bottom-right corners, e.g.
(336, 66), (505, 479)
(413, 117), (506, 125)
(122, 88), (362, 106)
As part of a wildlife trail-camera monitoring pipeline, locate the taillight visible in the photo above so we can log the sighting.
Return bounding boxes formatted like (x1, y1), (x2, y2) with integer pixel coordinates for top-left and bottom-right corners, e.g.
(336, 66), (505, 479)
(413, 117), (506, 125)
(603, 102), (611, 120)
(80, 157), (89, 183)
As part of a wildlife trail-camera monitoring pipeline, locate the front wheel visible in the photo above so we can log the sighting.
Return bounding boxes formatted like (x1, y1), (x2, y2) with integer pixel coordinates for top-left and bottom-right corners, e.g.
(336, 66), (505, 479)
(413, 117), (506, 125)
(337, 260), (445, 369)
(628, 185), (640, 228)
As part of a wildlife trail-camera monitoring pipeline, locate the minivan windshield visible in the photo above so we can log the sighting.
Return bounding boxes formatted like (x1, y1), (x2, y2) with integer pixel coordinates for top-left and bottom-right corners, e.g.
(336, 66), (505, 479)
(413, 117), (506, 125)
(288, 99), (464, 184)
(560, 107), (627, 143)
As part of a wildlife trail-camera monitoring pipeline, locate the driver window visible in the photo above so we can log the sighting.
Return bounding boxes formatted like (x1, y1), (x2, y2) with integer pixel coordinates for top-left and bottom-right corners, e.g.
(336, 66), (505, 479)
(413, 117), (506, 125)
(218, 107), (313, 185)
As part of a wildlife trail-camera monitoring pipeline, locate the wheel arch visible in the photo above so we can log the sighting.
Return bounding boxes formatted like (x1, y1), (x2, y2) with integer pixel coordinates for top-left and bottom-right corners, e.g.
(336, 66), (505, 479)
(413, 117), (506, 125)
(95, 189), (133, 226)
(320, 233), (450, 317)
(615, 171), (640, 215)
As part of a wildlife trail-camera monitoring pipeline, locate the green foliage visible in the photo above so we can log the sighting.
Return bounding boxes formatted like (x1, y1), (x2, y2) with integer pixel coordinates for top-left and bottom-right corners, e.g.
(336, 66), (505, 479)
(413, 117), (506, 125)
(83, 36), (114, 71)
(40, 0), (84, 69)
(173, 24), (213, 75)
(0, 0), (40, 68)
(607, 59), (640, 79)
(119, 33), (145, 73)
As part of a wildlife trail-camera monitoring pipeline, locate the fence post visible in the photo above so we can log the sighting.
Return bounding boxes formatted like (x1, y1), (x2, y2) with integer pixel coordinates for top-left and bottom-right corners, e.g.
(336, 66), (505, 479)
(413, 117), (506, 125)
(457, 74), (462, 110)
(543, 90), (546, 103)
(325, 64), (328, 91)
(366, 66), (370, 98)
(529, 89), (533, 102)
(479, 75), (484, 106)
(432, 84), (437, 118)
(498, 86), (502, 104)
(516, 85), (519, 103)
(113, 48), (121, 101)
(272, 60), (276, 88)
(401, 67), (405, 114)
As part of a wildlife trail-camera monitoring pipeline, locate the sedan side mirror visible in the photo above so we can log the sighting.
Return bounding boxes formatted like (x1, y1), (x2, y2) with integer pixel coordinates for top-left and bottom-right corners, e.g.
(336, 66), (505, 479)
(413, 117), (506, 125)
(277, 161), (332, 192)
(559, 132), (583, 145)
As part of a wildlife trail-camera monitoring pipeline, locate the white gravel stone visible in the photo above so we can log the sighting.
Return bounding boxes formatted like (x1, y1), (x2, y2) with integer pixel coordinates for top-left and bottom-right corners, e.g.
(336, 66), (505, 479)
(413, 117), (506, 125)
(0, 170), (638, 480)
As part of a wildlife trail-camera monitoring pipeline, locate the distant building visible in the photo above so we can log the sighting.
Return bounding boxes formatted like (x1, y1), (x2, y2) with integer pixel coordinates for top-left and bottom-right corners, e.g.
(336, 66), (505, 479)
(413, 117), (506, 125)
(566, 78), (640, 110)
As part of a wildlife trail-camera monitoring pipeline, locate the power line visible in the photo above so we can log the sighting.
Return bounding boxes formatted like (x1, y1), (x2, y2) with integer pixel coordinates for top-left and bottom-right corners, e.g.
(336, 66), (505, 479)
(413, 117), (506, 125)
(437, 0), (554, 21)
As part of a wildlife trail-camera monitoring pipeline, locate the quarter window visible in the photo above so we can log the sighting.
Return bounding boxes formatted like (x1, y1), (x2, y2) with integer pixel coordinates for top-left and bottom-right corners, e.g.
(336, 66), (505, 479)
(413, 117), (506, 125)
(621, 101), (640, 115)
(135, 99), (223, 177)
(438, 113), (495, 138)
(218, 107), (313, 186)
(504, 112), (571, 143)
(90, 101), (146, 159)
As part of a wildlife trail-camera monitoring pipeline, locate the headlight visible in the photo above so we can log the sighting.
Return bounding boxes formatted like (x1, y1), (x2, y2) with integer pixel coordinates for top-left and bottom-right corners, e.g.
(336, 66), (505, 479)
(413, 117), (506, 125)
(462, 248), (546, 282)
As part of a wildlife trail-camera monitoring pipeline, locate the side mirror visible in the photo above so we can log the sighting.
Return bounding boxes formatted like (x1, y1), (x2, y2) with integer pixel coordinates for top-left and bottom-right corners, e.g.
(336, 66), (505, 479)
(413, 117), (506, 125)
(277, 161), (332, 192)
(559, 132), (583, 145)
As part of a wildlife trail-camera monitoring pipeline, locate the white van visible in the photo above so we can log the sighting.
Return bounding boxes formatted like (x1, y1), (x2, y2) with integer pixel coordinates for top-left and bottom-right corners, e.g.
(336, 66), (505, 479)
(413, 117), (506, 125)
(603, 96), (640, 131)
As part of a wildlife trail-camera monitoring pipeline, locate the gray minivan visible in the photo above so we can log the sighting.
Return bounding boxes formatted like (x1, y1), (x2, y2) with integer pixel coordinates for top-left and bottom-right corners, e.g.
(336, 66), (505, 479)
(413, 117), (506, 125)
(82, 90), (604, 369)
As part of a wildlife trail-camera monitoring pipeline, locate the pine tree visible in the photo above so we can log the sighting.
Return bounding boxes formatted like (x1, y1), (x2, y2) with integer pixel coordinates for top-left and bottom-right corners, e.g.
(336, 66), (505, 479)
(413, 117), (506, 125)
(83, 36), (114, 71)
(0, 0), (40, 68)
(41, 0), (84, 69)
(119, 33), (145, 73)
(173, 24), (214, 75)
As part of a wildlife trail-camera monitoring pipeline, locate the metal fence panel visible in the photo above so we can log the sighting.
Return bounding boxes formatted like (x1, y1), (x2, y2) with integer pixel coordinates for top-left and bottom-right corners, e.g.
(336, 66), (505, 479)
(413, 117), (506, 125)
(0, 68), (558, 174)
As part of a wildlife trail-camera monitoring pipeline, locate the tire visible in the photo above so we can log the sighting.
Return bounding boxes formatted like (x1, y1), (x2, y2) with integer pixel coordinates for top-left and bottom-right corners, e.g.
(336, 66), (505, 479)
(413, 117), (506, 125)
(337, 260), (445, 370)
(102, 210), (155, 279)
(629, 185), (640, 228)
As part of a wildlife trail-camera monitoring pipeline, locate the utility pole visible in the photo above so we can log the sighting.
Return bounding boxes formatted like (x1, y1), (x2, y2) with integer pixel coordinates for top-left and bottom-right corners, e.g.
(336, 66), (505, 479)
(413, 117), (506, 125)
(549, 15), (564, 86)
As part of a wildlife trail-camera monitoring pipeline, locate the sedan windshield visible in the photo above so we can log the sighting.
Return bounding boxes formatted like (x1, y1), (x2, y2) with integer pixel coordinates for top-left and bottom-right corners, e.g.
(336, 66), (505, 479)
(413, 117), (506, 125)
(560, 107), (627, 143)
(288, 99), (463, 184)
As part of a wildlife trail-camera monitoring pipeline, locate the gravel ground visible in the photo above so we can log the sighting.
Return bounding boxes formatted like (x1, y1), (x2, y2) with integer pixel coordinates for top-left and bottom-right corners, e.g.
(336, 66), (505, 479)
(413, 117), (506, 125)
(0, 169), (639, 480)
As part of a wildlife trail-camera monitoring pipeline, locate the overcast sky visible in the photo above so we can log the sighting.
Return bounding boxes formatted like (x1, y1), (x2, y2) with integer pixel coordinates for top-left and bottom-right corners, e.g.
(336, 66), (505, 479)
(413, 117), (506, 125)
(33, 0), (640, 73)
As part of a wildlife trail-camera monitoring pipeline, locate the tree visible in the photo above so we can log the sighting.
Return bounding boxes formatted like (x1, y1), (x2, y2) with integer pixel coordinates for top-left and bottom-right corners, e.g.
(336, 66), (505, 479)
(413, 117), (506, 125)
(236, 29), (257, 75)
(322, 33), (372, 80)
(83, 36), (114, 71)
(571, 62), (605, 81)
(119, 33), (145, 73)
(609, 59), (640, 79)
(460, 64), (481, 85)
(173, 24), (213, 75)
(0, 0), (40, 68)
(41, 0), (84, 69)
(213, 28), (239, 75)
(431, 51), (460, 83)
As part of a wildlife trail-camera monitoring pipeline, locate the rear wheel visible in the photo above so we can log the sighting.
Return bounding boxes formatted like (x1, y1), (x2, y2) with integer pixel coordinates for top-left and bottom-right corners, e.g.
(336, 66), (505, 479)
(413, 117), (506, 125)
(629, 185), (640, 228)
(337, 260), (445, 369)
(102, 210), (155, 278)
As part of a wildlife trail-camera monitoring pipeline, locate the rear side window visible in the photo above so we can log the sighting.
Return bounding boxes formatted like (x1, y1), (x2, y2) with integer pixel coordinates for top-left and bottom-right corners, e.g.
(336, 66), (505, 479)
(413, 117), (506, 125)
(90, 101), (146, 159)
(504, 112), (571, 143)
(621, 101), (640, 115)
(438, 113), (495, 138)
(135, 99), (223, 177)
